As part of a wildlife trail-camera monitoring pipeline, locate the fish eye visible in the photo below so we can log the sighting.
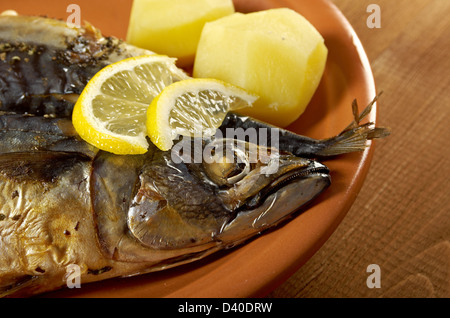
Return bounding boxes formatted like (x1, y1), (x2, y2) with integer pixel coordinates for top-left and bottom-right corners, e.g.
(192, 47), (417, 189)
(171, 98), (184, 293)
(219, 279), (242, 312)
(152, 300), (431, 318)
(203, 140), (250, 186)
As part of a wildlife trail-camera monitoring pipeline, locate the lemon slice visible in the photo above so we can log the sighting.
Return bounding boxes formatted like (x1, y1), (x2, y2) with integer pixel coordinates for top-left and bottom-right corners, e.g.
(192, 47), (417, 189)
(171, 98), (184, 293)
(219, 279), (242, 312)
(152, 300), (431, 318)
(147, 78), (258, 151)
(72, 55), (189, 154)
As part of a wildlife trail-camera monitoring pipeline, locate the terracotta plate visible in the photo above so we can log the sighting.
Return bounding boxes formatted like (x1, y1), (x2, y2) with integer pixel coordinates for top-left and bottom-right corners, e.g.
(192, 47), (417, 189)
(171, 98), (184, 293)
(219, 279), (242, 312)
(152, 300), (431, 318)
(0, 0), (378, 297)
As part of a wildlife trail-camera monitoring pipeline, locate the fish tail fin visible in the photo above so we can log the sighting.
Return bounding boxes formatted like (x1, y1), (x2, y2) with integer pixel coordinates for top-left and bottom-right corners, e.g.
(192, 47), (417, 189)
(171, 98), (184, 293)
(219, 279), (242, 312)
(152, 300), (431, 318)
(316, 93), (391, 157)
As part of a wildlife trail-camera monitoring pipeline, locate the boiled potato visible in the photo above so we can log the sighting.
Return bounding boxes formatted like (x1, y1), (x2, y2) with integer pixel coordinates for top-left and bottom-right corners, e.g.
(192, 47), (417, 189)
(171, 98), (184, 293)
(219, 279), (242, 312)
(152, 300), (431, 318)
(127, 0), (235, 67)
(193, 8), (328, 127)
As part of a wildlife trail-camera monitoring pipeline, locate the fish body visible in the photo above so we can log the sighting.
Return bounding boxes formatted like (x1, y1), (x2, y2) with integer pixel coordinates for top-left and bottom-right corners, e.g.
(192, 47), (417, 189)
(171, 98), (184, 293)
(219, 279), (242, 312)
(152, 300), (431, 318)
(0, 15), (389, 297)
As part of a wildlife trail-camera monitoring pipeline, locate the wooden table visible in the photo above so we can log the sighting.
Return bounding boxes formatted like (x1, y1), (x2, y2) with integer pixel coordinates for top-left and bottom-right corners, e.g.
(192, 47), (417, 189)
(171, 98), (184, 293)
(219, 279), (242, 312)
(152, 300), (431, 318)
(268, 0), (450, 298)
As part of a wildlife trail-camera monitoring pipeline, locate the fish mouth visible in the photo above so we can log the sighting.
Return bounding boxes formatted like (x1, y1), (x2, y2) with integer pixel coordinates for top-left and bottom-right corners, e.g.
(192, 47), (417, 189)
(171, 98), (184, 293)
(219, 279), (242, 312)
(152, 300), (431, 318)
(244, 162), (330, 209)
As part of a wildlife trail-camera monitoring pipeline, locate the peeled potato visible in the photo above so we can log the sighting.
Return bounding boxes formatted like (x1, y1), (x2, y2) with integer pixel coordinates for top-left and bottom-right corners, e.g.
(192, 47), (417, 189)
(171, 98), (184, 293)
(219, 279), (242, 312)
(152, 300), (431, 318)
(193, 8), (328, 127)
(126, 0), (235, 67)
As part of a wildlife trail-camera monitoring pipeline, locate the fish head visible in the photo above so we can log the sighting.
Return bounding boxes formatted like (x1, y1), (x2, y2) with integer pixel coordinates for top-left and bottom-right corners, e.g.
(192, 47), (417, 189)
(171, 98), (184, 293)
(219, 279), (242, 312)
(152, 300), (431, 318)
(195, 138), (331, 245)
(93, 137), (330, 266)
(200, 138), (330, 209)
(125, 138), (330, 252)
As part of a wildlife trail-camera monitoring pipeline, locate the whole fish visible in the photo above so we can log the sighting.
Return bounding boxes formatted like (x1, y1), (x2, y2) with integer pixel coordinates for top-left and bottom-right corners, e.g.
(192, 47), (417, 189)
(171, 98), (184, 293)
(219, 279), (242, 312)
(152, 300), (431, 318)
(0, 14), (389, 297)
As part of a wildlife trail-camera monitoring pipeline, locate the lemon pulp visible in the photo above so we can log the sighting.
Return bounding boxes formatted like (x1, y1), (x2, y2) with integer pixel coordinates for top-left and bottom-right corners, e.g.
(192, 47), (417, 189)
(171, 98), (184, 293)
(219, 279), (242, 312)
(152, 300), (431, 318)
(72, 55), (189, 154)
(147, 78), (258, 151)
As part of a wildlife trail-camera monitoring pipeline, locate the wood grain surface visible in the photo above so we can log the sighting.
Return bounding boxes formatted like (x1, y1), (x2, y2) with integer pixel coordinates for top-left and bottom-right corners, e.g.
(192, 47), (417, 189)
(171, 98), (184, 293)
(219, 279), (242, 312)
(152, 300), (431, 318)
(268, 0), (450, 298)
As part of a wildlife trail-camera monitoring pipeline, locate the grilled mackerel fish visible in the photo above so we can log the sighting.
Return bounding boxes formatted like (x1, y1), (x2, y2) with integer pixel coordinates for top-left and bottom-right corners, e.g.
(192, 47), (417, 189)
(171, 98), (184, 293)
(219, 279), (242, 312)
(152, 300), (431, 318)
(0, 14), (389, 297)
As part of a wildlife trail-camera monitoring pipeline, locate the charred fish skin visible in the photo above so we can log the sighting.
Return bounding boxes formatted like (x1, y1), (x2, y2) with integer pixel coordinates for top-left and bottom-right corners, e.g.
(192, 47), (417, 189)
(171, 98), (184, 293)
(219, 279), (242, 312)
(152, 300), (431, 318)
(0, 15), (152, 117)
